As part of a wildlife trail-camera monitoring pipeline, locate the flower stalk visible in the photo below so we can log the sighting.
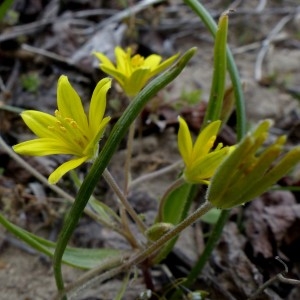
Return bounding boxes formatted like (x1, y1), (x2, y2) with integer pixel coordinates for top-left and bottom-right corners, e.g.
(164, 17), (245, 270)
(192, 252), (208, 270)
(102, 168), (147, 235)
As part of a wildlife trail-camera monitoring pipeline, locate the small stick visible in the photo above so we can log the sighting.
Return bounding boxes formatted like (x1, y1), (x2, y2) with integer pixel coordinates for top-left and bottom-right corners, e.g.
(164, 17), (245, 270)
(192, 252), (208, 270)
(247, 257), (300, 300)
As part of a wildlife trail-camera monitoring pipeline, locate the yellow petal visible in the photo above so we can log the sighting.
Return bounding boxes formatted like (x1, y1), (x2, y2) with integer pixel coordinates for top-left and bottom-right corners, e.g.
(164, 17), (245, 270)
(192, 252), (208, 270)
(143, 54), (162, 68)
(48, 156), (88, 184)
(115, 46), (131, 76)
(84, 116), (111, 157)
(13, 138), (81, 156)
(93, 52), (116, 69)
(252, 119), (273, 139)
(100, 65), (126, 86)
(89, 78), (111, 134)
(57, 75), (89, 132)
(149, 53), (180, 77)
(20, 110), (59, 138)
(177, 116), (193, 166)
(192, 120), (221, 159)
(185, 147), (230, 183)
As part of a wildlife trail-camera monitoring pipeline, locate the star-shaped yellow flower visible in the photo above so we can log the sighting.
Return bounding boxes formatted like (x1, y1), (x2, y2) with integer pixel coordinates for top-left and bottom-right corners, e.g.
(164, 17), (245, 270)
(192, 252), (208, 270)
(207, 120), (300, 209)
(13, 75), (111, 184)
(177, 116), (233, 184)
(94, 46), (179, 96)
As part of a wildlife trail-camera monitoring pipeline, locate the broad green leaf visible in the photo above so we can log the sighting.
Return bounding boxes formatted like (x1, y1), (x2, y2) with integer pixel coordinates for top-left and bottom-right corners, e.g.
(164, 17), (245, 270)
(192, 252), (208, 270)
(153, 183), (197, 263)
(200, 207), (221, 224)
(160, 183), (193, 224)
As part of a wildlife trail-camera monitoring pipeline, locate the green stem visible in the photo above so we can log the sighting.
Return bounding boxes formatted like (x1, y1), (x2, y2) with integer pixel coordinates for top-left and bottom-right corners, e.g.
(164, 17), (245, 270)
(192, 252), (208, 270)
(185, 209), (230, 286)
(183, 0), (246, 140)
(139, 202), (211, 256)
(52, 47), (196, 298)
(103, 168), (147, 234)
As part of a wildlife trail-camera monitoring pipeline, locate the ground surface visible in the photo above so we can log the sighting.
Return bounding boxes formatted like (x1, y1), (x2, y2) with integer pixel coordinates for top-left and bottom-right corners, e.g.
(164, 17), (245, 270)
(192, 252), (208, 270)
(1, 0), (300, 299)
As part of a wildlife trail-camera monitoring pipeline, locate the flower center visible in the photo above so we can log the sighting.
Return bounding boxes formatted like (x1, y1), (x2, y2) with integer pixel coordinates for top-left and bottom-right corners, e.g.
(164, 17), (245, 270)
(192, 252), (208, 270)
(51, 110), (88, 149)
(131, 54), (144, 68)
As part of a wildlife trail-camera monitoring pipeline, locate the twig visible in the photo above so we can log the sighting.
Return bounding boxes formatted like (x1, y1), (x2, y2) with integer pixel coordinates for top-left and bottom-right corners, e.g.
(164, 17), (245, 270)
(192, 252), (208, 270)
(21, 44), (73, 65)
(232, 42), (261, 55)
(103, 168), (147, 234)
(0, 9), (117, 43)
(255, 0), (267, 12)
(0, 135), (121, 233)
(5, 59), (20, 92)
(247, 256), (300, 300)
(60, 254), (130, 300)
(123, 121), (136, 195)
(254, 13), (295, 81)
(129, 160), (183, 189)
(58, 201), (213, 299)
(0, 233), (37, 255)
(93, 0), (166, 31)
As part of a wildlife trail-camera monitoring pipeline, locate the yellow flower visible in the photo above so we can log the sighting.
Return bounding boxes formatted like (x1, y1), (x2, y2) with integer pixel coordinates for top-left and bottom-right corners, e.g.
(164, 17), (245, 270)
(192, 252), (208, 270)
(13, 75), (111, 184)
(94, 46), (179, 97)
(177, 116), (233, 184)
(207, 120), (300, 209)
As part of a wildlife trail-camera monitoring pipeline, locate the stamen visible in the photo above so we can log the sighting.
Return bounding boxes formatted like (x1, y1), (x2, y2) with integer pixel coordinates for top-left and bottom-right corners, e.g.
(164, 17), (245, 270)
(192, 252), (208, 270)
(64, 117), (78, 128)
(52, 108), (90, 151)
(75, 139), (85, 148)
(55, 110), (61, 117)
(131, 54), (144, 68)
(59, 126), (67, 132)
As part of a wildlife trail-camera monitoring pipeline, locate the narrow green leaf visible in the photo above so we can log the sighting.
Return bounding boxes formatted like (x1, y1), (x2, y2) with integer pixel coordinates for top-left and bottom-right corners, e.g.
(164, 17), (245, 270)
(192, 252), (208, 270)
(0, 213), (121, 269)
(184, 0), (246, 140)
(203, 12), (228, 125)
